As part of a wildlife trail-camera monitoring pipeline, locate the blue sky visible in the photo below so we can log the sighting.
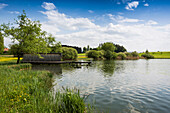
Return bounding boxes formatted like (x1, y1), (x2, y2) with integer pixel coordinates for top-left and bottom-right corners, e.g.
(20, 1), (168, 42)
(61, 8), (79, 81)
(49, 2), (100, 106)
(0, 0), (170, 51)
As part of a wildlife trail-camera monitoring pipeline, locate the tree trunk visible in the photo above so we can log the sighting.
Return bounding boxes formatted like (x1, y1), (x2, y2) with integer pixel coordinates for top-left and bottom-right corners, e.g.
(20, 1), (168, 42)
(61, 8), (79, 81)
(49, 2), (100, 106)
(17, 55), (20, 64)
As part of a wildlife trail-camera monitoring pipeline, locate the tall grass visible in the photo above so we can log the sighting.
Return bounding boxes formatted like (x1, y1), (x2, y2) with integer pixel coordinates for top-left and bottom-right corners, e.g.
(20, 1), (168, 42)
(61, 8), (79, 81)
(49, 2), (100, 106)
(0, 64), (93, 113)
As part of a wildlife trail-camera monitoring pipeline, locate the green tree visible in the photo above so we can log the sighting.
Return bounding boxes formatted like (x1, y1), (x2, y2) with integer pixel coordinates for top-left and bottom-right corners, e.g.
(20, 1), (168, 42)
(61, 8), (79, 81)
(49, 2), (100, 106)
(131, 51), (139, 57)
(104, 50), (113, 60)
(114, 44), (127, 53)
(87, 45), (90, 51)
(0, 32), (4, 54)
(145, 49), (149, 54)
(83, 47), (87, 53)
(50, 42), (62, 53)
(101, 42), (116, 52)
(1, 10), (55, 63)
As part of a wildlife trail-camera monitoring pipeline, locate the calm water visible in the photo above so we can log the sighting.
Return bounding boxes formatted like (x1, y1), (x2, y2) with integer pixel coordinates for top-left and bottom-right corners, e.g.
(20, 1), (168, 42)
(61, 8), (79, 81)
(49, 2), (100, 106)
(33, 59), (170, 113)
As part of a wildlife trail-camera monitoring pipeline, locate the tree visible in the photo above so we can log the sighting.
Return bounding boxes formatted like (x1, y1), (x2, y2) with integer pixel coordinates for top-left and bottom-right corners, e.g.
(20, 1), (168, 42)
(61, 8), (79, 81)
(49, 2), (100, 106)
(0, 32), (4, 54)
(87, 45), (90, 51)
(83, 47), (87, 53)
(114, 44), (127, 53)
(1, 10), (55, 63)
(131, 51), (139, 57)
(101, 42), (116, 52)
(50, 42), (62, 53)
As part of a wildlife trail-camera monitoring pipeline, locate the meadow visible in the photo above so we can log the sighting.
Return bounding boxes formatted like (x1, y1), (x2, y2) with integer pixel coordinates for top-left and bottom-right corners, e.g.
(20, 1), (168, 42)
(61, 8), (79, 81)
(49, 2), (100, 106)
(139, 51), (170, 59)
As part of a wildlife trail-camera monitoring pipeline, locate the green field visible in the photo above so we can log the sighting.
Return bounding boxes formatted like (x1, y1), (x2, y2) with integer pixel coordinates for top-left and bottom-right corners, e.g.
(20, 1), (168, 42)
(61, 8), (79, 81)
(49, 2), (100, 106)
(139, 51), (170, 59)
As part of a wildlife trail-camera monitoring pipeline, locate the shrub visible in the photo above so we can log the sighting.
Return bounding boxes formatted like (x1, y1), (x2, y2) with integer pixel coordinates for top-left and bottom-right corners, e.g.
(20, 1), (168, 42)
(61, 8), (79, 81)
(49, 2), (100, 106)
(131, 51), (139, 57)
(86, 50), (100, 60)
(112, 52), (117, 59)
(98, 50), (104, 59)
(141, 53), (154, 59)
(60, 47), (78, 60)
(117, 52), (126, 60)
(125, 52), (132, 57)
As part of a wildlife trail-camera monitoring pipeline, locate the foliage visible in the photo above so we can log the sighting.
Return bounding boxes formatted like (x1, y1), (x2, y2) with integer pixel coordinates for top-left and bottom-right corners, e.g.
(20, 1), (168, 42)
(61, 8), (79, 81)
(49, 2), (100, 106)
(0, 64), (92, 113)
(145, 49), (149, 54)
(117, 52), (126, 60)
(101, 42), (116, 52)
(86, 50), (100, 60)
(98, 50), (104, 59)
(60, 47), (78, 60)
(1, 10), (55, 63)
(104, 50), (114, 60)
(50, 42), (62, 53)
(125, 52), (132, 57)
(141, 53), (154, 59)
(112, 52), (117, 59)
(83, 47), (87, 53)
(141, 50), (154, 59)
(131, 51), (139, 57)
(114, 44), (127, 53)
(0, 32), (4, 54)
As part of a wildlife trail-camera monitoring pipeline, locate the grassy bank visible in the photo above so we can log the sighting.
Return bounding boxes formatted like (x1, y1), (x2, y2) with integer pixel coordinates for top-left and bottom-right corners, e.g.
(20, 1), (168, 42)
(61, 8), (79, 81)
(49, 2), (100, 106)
(139, 51), (170, 59)
(0, 63), (92, 113)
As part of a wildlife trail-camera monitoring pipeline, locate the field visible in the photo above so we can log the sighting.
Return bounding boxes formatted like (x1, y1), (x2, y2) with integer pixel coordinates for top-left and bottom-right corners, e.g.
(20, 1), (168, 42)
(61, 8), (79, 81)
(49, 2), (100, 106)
(139, 51), (170, 59)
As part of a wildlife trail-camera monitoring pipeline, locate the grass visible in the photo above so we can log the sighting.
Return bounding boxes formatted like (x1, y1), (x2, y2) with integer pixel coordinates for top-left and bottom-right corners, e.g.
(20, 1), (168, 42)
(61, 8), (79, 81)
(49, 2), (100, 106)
(139, 51), (170, 59)
(0, 61), (94, 112)
(78, 53), (92, 60)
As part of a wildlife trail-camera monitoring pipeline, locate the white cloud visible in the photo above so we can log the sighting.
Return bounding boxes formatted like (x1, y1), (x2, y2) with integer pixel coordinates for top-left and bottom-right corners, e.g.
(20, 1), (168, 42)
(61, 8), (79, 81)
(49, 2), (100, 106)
(144, 3), (149, 6)
(125, 1), (139, 11)
(0, 3), (8, 9)
(119, 18), (143, 23)
(88, 10), (94, 13)
(8, 11), (20, 14)
(4, 2), (170, 52)
(40, 10), (98, 32)
(147, 20), (158, 25)
(107, 14), (143, 23)
(41, 2), (56, 10)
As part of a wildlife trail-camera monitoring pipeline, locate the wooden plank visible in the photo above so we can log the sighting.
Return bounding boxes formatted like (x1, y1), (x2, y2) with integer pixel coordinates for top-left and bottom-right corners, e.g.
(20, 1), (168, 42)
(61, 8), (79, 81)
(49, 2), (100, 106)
(21, 61), (91, 64)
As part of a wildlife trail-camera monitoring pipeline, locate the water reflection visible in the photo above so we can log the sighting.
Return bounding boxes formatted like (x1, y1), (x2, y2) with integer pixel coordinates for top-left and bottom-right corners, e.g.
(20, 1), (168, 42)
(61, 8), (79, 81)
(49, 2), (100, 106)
(100, 60), (115, 77)
(32, 60), (170, 113)
(32, 64), (62, 76)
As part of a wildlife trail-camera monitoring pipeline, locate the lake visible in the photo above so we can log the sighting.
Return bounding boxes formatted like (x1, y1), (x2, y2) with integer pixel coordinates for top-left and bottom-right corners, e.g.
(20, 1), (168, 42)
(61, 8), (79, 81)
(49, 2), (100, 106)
(32, 59), (170, 113)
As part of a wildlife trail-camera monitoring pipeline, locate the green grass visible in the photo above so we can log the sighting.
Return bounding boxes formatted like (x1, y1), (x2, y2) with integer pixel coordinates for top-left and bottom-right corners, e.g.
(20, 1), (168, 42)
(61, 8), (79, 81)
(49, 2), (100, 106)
(139, 51), (170, 59)
(78, 53), (93, 60)
(0, 63), (93, 113)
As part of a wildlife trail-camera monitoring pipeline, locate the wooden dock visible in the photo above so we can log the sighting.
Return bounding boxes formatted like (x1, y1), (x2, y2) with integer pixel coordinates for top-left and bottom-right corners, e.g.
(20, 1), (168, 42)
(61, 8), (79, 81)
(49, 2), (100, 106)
(21, 61), (92, 65)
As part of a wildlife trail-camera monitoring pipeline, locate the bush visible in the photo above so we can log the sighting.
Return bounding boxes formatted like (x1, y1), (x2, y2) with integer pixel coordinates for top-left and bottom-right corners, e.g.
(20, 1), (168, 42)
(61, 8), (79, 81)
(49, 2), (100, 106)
(141, 53), (154, 59)
(117, 52), (126, 60)
(112, 52), (117, 59)
(125, 52), (132, 57)
(86, 50), (100, 60)
(131, 51), (139, 57)
(98, 50), (104, 59)
(60, 47), (78, 60)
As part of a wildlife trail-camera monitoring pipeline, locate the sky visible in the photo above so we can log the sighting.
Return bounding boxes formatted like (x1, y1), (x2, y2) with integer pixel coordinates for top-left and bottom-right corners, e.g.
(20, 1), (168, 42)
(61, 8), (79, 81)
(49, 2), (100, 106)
(0, 0), (170, 52)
